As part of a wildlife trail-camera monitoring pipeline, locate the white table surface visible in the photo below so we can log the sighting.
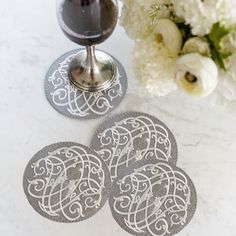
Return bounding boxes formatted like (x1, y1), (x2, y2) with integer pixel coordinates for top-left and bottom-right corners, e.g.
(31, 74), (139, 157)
(1, 1), (236, 236)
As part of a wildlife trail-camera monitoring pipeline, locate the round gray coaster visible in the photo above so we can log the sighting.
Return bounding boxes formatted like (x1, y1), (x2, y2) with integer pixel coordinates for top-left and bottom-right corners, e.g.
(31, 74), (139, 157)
(23, 142), (111, 223)
(109, 160), (197, 236)
(45, 49), (127, 119)
(90, 112), (178, 181)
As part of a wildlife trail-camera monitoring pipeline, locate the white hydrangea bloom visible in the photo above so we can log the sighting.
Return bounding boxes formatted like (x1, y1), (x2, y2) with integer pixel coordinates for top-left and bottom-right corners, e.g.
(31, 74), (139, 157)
(121, 0), (174, 40)
(213, 0), (236, 27)
(171, 0), (214, 36)
(133, 36), (177, 96)
(171, 0), (236, 36)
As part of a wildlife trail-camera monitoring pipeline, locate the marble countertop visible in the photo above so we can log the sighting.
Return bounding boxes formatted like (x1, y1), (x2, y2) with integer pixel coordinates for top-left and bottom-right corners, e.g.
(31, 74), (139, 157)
(1, 0), (236, 235)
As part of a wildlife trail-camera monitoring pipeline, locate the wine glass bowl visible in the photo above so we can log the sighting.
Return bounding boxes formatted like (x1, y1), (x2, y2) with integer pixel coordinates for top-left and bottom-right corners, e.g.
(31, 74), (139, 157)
(57, 0), (119, 92)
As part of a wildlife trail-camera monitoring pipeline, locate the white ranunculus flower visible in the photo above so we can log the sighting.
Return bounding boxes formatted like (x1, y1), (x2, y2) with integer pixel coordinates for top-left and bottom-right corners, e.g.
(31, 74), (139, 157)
(155, 18), (183, 56)
(175, 53), (218, 97)
(183, 37), (211, 57)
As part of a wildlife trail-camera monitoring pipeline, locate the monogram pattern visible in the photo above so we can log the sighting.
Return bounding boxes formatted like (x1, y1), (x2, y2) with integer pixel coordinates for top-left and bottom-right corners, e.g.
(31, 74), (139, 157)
(110, 160), (197, 236)
(91, 112), (178, 181)
(23, 142), (111, 222)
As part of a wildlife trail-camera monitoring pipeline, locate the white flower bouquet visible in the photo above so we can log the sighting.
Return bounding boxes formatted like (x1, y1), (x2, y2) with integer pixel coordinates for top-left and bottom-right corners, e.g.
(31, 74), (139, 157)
(121, 0), (236, 99)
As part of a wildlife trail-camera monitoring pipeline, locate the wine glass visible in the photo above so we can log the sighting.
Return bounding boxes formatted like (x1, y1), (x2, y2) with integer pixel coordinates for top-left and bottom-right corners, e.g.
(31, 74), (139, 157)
(56, 0), (119, 92)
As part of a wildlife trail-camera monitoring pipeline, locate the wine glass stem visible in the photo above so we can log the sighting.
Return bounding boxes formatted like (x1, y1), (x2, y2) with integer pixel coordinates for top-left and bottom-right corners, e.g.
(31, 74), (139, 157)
(86, 46), (96, 71)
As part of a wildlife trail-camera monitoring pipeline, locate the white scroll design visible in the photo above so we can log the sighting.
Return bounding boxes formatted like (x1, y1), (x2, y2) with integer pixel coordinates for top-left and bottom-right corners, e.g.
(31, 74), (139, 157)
(112, 163), (191, 236)
(48, 52), (123, 117)
(96, 116), (174, 180)
(27, 145), (106, 221)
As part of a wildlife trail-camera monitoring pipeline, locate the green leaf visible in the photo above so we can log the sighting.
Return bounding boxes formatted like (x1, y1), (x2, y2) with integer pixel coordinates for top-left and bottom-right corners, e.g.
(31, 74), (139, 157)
(207, 22), (232, 70)
(220, 51), (232, 59)
(209, 22), (231, 49)
(210, 47), (225, 70)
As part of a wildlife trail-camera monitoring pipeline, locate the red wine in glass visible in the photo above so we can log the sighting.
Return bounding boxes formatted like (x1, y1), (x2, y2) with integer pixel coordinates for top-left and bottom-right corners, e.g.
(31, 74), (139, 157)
(57, 0), (119, 92)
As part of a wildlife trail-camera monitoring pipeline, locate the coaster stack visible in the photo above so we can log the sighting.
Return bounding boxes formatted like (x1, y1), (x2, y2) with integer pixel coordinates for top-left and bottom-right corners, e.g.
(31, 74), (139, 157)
(23, 112), (197, 236)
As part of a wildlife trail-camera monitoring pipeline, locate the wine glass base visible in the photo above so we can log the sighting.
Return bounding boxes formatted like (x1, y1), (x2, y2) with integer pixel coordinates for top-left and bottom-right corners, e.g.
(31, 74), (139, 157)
(45, 49), (128, 119)
(68, 49), (117, 92)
